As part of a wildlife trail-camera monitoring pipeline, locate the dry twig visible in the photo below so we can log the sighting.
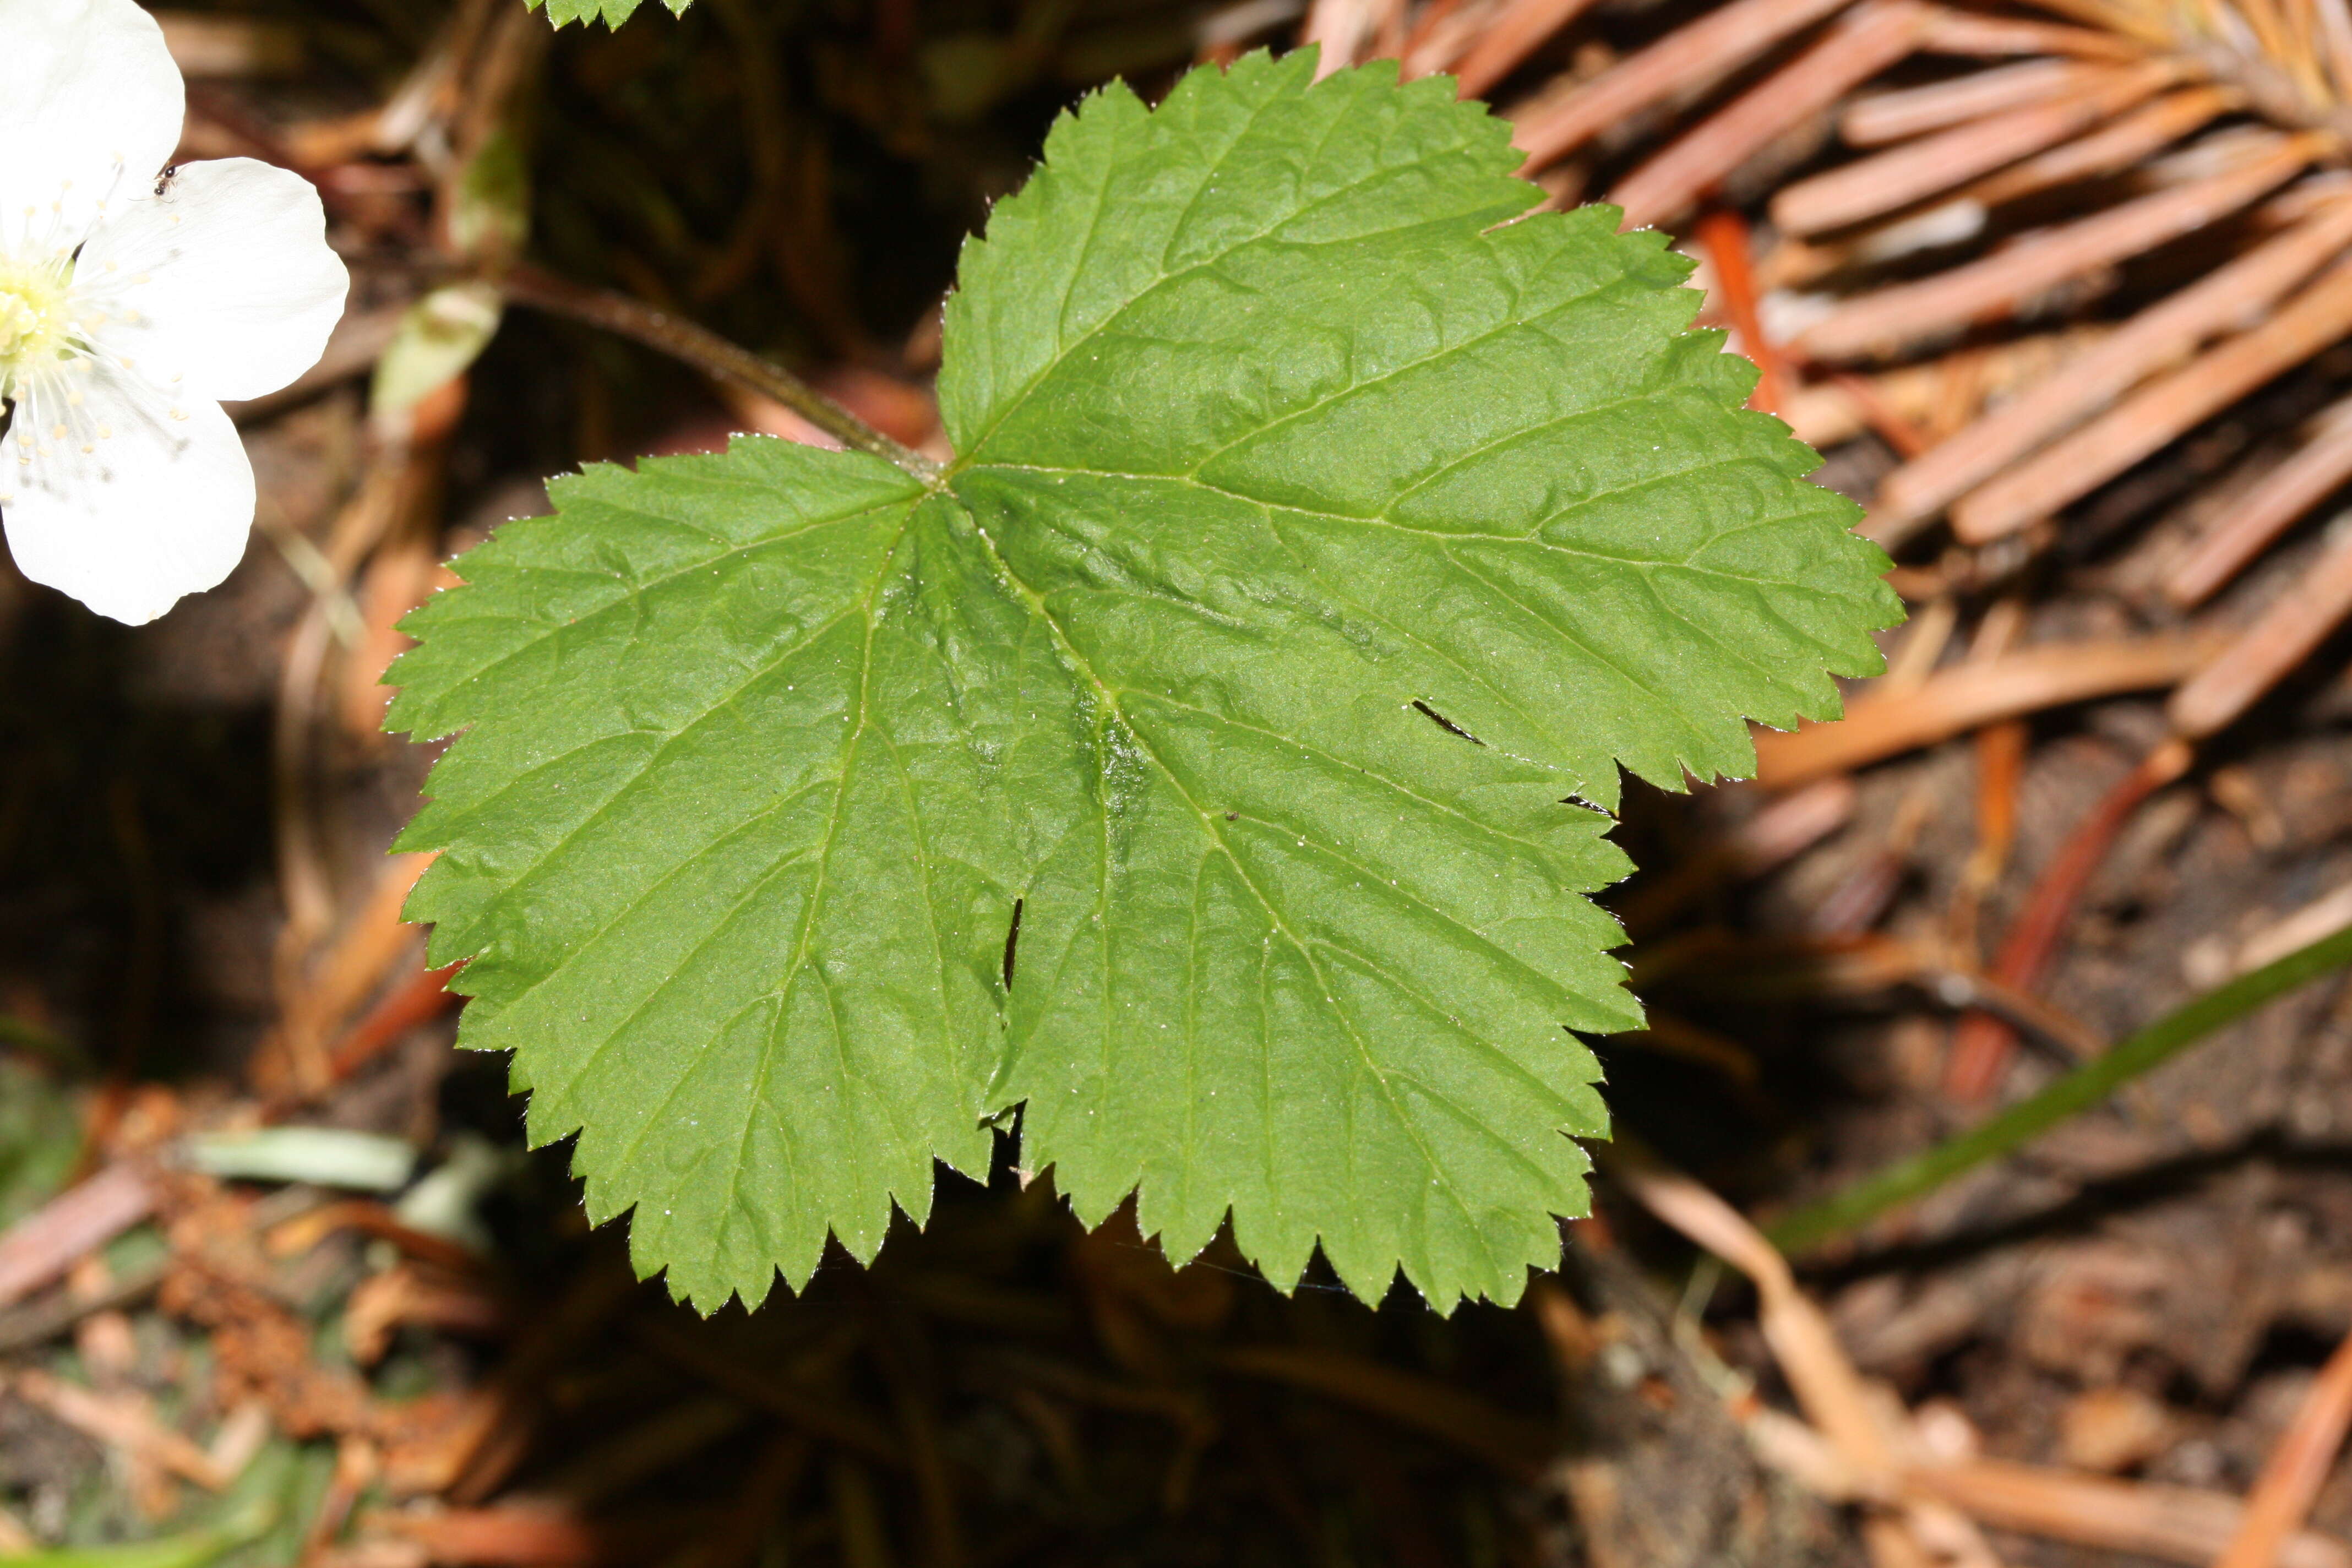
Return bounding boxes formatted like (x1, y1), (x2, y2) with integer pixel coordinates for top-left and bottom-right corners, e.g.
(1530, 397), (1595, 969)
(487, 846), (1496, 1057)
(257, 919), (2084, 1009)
(2214, 1322), (2352, 1568)
(1752, 636), (2212, 787)
(0, 1164), (156, 1313)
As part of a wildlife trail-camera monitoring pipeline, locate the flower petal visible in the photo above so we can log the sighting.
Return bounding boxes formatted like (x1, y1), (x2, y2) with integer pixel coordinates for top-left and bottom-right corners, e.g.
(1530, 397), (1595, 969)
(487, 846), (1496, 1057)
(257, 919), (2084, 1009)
(0, 371), (254, 625)
(0, 0), (184, 252)
(79, 159), (350, 402)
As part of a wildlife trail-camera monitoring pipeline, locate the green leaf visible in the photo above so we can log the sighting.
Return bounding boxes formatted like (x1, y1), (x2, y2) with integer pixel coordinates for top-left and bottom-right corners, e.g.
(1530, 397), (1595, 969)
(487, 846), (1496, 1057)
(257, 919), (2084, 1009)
(389, 449), (1027, 1308)
(390, 51), (1897, 1313)
(526, 0), (689, 28)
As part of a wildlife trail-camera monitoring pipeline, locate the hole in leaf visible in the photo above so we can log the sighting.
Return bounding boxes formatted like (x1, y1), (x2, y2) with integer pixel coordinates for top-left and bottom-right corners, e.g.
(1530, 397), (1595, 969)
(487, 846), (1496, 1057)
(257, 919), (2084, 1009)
(1001, 897), (1024, 990)
(1409, 699), (1485, 748)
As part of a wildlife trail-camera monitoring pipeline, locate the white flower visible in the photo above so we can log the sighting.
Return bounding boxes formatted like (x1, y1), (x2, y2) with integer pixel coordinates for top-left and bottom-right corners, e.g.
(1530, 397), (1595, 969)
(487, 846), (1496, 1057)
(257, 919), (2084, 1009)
(0, 0), (348, 624)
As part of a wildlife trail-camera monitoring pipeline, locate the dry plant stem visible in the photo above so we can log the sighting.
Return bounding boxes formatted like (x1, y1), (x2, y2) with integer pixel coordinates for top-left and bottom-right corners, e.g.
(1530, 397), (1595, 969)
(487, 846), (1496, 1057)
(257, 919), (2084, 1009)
(1603, 1147), (1895, 1478)
(1452, 0), (1602, 99)
(269, 1201), (481, 1275)
(1751, 635), (2211, 787)
(156, 15), (300, 76)
(1401, 0), (1494, 77)
(275, 852), (435, 1094)
(1506, 0), (1854, 172)
(6, 1369), (233, 1490)
(343, 529), (445, 740)
(271, 456), (414, 965)
(301, 1437), (378, 1565)
(2272, 0), (2321, 90)
(0, 1164), (155, 1311)
(1398, 0), (1473, 60)
(1934, 956), (2110, 1059)
(1605, 1150), (2007, 1568)
(1909, 1461), (2352, 1568)
(2172, 522), (2352, 735)
(2229, 0), (2300, 82)
(2199, 55), (2326, 140)
(2238, 881), (2352, 973)
(1615, 1012), (1765, 1084)
(1795, 134), (2323, 362)
(1612, 1157), (2352, 1567)
(1943, 738), (2194, 1101)
(1861, 1515), (1938, 1568)
(271, 599), (339, 981)
(2321, 0), (2352, 99)
(1871, 196), (2352, 542)
(2166, 396), (2352, 605)
(1914, 10), (2153, 56)
(379, 1506), (600, 1567)
(1623, 928), (2099, 1036)
(369, 0), (496, 156)
(1300, 0), (1382, 74)
(445, 0), (545, 179)
(1829, 367), (1936, 455)
(498, 266), (939, 480)
(1880, 595), (1960, 696)
(1628, 930), (2108, 1053)
(271, 396), (455, 1094)
(324, 961), (465, 1087)
(1741, 777), (1864, 867)
(1952, 717), (2027, 954)
(1609, 0), (1932, 231)
(0, 1261), (166, 1358)
(1841, 57), (2124, 144)
(1783, 329), (2102, 449)
(2025, 0), (2177, 45)
(1776, 62), (2179, 235)
(1964, 84), (2241, 206)
(1695, 210), (1789, 410)
(1956, 248), (2352, 541)
(2293, 0), (2334, 91)
(1773, 914), (2352, 1251)
(2216, 1325), (2352, 1568)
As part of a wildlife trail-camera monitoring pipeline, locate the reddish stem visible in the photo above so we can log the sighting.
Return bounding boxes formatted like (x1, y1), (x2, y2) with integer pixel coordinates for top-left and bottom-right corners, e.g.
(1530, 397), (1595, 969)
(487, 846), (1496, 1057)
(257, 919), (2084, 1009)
(2217, 1318), (2352, 1568)
(1944, 738), (2193, 1100)
(1694, 209), (1788, 413)
(326, 961), (466, 1085)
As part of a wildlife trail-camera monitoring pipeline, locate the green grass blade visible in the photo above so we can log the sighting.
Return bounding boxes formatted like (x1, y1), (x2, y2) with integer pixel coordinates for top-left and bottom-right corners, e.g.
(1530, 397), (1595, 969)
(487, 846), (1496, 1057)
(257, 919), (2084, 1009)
(1768, 921), (2352, 1253)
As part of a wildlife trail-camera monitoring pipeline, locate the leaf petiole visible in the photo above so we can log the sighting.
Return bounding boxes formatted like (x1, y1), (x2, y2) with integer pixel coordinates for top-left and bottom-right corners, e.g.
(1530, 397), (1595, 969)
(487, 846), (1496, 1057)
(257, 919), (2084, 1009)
(498, 264), (940, 480)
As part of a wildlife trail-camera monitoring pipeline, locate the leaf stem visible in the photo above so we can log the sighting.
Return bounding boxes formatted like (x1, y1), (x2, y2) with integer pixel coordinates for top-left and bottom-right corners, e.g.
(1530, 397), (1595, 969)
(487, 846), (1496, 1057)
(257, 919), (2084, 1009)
(1766, 919), (2352, 1253)
(498, 265), (943, 481)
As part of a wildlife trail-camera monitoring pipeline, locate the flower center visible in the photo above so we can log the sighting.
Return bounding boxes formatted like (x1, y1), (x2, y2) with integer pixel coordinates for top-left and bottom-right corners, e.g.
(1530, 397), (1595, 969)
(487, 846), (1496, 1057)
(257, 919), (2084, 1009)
(0, 258), (75, 402)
